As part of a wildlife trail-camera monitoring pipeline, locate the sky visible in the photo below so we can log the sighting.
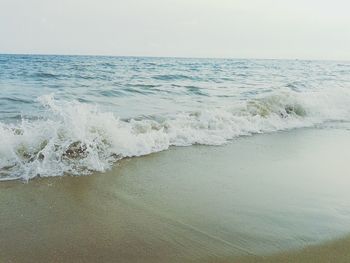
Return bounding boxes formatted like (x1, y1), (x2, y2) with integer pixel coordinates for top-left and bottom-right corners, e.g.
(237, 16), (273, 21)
(0, 0), (349, 60)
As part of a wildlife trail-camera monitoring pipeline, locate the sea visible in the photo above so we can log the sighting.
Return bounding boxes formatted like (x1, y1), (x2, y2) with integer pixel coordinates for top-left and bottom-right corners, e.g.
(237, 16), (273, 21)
(1, 54), (350, 181)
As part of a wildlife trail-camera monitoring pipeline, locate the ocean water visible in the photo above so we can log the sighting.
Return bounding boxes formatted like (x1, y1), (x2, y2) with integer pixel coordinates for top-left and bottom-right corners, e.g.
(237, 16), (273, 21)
(0, 54), (350, 181)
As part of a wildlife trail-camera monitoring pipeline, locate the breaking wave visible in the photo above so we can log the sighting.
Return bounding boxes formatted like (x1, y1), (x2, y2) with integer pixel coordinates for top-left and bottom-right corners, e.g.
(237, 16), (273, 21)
(1, 88), (350, 181)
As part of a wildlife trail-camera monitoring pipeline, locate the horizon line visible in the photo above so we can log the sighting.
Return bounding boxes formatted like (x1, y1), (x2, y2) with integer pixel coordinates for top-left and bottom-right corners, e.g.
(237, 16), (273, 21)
(0, 51), (349, 63)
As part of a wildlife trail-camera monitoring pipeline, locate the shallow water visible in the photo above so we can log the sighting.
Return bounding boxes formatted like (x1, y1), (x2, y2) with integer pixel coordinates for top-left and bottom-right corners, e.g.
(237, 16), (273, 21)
(1, 128), (350, 262)
(1, 55), (350, 180)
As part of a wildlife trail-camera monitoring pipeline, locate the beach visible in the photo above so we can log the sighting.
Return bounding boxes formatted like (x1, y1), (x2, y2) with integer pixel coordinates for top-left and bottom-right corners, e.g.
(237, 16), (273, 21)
(1, 0), (350, 260)
(1, 127), (350, 262)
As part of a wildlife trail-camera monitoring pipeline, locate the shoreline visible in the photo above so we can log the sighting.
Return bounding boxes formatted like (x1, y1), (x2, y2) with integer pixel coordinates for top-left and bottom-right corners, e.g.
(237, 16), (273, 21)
(1, 128), (350, 262)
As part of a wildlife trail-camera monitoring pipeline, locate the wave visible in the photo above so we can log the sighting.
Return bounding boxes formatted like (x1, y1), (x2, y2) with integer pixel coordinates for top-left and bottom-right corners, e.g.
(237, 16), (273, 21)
(152, 74), (197, 81)
(32, 72), (60, 79)
(1, 88), (350, 181)
(0, 97), (33, 104)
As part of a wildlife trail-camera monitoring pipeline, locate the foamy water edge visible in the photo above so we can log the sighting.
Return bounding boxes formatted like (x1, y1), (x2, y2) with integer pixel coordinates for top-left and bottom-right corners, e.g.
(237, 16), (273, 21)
(1, 87), (350, 181)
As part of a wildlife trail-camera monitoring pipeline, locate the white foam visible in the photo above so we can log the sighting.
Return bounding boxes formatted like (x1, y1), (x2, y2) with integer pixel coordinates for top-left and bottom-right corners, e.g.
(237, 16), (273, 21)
(1, 87), (350, 181)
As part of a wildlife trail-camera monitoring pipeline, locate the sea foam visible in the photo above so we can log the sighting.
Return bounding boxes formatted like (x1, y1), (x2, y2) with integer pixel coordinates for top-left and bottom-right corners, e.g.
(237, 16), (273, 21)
(1, 87), (350, 181)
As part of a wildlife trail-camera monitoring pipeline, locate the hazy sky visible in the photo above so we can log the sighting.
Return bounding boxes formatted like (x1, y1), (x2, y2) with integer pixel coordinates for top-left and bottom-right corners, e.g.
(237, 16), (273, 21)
(1, 0), (349, 60)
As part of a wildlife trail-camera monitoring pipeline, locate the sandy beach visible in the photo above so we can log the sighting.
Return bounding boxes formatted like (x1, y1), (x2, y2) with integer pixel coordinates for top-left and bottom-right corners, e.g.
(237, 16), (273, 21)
(232, 236), (350, 263)
(1, 127), (350, 262)
(2, 0), (350, 261)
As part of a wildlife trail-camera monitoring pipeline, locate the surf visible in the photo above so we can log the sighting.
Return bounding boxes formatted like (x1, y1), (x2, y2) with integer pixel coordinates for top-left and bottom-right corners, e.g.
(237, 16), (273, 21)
(1, 85), (349, 181)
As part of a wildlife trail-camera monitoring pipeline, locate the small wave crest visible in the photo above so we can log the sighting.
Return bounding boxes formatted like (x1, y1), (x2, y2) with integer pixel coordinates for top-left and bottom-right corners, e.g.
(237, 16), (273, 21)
(152, 74), (196, 81)
(1, 88), (349, 181)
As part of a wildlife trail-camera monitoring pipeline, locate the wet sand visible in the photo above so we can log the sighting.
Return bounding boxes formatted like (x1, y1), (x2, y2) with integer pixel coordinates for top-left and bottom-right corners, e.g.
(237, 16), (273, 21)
(234, 236), (350, 263)
(1, 128), (350, 262)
